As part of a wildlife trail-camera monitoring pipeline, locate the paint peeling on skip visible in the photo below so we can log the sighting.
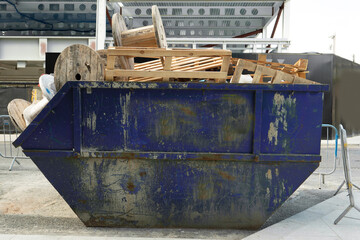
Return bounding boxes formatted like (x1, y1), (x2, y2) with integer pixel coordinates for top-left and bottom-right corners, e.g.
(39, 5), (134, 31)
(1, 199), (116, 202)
(265, 169), (272, 180)
(86, 112), (97, 131)
(268, 93), (296, 145)
(268, 122), (278, 145)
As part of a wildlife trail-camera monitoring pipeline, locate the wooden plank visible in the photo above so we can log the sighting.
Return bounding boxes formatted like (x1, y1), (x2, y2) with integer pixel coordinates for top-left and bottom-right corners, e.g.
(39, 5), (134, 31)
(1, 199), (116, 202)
(252, 66), (262, 83)
(177, 60), (222, 72)
(171, 57), (219, 69)
(216, 55), (231, 83)
(135, 60), (222, 73)
(130, 77), (162, 82)
(123, 38), (157, 48)
(230, 59), (244, 83)
(105, 71), (114, 81)
(135, 57), (191, 69)
(253, 66), (277, 83)
(257, 54), (267, 62)
(135, 58), (187, 71)
(163, 56), (172, 71)
(293, 76), (319, 84)
(107, 69), (227, 79)
(272, 71), (294, 84)
(294, 58), (308, 71)
(297, 72), (307, 78)
(171, 57), (221, 70)
(242, 60), (257, 71)
(246, 59), (301, 70)
(98, 50), (128, 81)
(107, 55), (115, 70)
(105, 55), (116, 81)
(257, 54), (267, 83)
(122, 26), (157, 47)
(107, 48), (232, 58)
(135, 57), (222, 71)
(162, 56), (172, 81)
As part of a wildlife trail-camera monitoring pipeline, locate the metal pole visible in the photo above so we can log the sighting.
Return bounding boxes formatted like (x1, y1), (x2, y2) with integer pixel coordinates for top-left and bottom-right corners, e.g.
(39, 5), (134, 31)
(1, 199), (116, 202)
(315, 124), (339, 188)
(282, 0), (291, 40)
(265, 3), (284, 53)
(96, 0), (106, 50)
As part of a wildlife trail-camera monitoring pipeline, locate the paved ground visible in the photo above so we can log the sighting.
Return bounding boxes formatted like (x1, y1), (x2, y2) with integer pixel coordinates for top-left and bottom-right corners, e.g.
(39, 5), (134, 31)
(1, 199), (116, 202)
(0, 139), (359, 239)
(244, 191), (360, 240)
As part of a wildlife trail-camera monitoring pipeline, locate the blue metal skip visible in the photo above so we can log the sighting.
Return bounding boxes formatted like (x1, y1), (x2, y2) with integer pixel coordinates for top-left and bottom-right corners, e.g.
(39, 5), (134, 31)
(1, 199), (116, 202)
(14, 81), (328, 229)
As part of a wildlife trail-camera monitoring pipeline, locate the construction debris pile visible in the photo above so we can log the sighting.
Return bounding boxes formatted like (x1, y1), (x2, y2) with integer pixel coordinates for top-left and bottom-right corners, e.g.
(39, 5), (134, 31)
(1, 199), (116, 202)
(53, 5), (317, 91)
(8, 5), (318, 133)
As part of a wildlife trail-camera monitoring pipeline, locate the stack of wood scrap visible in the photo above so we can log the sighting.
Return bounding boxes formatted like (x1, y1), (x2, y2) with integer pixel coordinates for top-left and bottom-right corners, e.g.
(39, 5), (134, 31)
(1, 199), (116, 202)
(230, 58), (316, 84)
(104, 48), (316, 84)
(105, 47), (231, 83)
(103, 5), (232, 83)
(52, 4), (318, 87)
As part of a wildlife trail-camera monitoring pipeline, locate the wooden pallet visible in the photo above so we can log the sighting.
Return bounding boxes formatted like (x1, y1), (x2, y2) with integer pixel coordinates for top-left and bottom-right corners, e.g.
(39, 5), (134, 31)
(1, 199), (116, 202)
(231, 58), (309, 79)
(230, 59), (318, 84)
(129, 56), (224, 82)
(105, 47), (231, 83)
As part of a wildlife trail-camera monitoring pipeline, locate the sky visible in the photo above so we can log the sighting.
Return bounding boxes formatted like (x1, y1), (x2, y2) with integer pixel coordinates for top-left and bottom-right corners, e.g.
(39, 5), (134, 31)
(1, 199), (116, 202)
(285, 0), (360, 63)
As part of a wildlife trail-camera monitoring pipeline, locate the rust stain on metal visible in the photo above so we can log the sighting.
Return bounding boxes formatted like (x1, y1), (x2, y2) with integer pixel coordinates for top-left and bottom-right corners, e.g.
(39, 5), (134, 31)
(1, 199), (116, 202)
(114, 152), (141, 160)
(160, 118), (173, 136)
(218, 94), (253, 144)
(221, 94), (247, 105)
(190, 154), (224, 161)
(180, 106), (196, 117)
(198, 182), (213, 200)
(78, 199), (87, 204)
(217, 170), (235, 181)
(40, 42), (47, 55)
(85, 215), (137, 227)
(127, 181), (135, 192)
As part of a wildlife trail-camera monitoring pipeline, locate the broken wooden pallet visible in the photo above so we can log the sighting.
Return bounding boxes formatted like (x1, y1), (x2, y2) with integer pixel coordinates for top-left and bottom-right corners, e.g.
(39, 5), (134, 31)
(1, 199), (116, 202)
(105, 47), (231, 83)
(230, 59), (318, 84)
(231, 58), (309, 79)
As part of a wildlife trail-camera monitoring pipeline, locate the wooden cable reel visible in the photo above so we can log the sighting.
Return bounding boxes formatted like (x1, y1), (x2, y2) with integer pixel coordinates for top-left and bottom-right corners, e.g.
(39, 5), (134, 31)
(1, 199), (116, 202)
(111, 13), (135, 70)
(7, 99), (31, 132)
(152, 5), (167, 49)
(112, 5), (167, 50)
(110, 5), (168, 80)
(54, 44), (104, 91)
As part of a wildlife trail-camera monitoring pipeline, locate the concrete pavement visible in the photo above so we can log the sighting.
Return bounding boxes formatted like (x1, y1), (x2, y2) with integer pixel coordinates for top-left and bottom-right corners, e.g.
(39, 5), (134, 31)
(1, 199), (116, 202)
(1, 191), (359, 239)
(244, 191), (360, 240)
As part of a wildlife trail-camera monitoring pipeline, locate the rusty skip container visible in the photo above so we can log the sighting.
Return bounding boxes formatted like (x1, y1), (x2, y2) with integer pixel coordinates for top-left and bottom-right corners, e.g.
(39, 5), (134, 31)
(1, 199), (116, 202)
(14, 81), (328, 229)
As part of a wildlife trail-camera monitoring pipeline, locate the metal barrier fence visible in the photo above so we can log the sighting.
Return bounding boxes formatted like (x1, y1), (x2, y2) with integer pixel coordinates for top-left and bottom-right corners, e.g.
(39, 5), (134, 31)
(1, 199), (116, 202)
(0, 115), (29, 171)
(334, 124), (360, 224)
(315, 124), (339, 188)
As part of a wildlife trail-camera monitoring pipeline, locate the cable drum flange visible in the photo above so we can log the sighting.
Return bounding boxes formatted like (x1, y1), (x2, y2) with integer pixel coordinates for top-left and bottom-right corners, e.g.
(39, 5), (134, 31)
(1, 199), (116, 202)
(54, 44), (104, 91)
